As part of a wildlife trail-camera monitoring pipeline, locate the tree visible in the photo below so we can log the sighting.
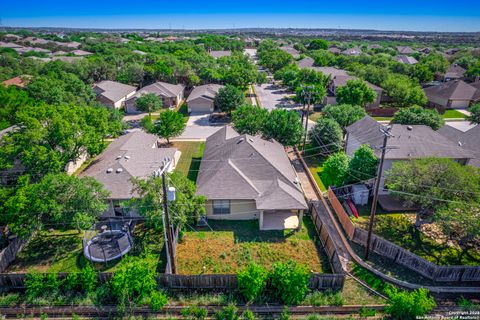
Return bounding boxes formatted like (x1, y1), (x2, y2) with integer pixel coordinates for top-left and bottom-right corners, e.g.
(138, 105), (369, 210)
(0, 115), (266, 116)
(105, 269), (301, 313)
(385, 287), (436, 320)
(382, 74), (427, 108)
(336, 79), (377, 107)
(232, 104), (268, 135)
(237, 263), (268, 302)
(131, 172), (206, 231)
(262, 109), (304, 147)
(151, 110), (186, 143)
(136, 93), (163, 117)
(392, 106), (444, 130)
(347, 145), (378, 183)
(214, 85), (245, 114)
(308, 39), (329, 50)
(269, 261), (309, 305)
(322, 104), (367, 129)
(322, 152), (350, 187)
(308, 118), (343, 154)
(0, 85), (36, 130)
(385, 158), (480, 226)
(257, 40), (293, 72)
(2, 174), (109, 237)
(294, 84), (326, 106)
(467, 103), (480, 124)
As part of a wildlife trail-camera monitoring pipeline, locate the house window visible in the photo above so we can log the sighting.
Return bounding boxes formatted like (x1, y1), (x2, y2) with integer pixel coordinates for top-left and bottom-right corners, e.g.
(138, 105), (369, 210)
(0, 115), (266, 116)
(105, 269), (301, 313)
(212, 200), (230, 215)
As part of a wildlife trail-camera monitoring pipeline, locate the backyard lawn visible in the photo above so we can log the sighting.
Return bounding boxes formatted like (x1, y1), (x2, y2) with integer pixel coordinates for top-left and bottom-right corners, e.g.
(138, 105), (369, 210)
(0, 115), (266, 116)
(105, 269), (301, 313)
(351, 203), (480, 266)
(7, 223), (165, 273)
(442, 109), (466, 119)
(303, 144), (327, 191)
(176, 218), (331, 274)
(171, 141), (205, 183)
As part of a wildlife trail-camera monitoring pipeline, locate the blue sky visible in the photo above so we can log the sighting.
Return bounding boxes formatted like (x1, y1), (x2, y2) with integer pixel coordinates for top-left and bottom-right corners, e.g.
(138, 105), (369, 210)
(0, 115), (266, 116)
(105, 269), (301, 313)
(2, 0), (480, 32)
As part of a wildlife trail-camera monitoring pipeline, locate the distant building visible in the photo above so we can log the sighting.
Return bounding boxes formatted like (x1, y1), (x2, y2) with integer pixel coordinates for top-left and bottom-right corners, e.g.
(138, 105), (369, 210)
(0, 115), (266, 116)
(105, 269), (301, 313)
(296, 57), (315, 69)
(93, 80), (137, 109)
(424, 80), (480, 109)
(279, 46), (300, 59)
(2, 75), (31, 88)
(71, 49), (93, 56)
(396, 46), (416, 54)
(125, 81), (185, 114)
(186, 84), (224, 113)
(442, 64), (466, 81)
(209, 50), (232, 59)
(395, 55), (418, 65)
(341, 47), (362, 56)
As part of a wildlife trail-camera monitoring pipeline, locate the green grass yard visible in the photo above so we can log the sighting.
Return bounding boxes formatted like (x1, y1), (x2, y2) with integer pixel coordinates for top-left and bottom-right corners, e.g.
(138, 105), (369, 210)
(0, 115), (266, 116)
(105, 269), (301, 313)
(442, 109), (466, 119)
(303, 144), (328, 191)
(176, 218), (331, 274)
(171, 141), (205, 183)
(7, 224), (165, 273)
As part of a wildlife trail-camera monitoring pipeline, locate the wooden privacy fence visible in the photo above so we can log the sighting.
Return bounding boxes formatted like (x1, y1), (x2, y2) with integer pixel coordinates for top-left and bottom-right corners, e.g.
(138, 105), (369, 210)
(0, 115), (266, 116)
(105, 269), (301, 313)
(0, 272), (345, 292)
(0, 237), (28, 273)
(327, 187), (480, 283)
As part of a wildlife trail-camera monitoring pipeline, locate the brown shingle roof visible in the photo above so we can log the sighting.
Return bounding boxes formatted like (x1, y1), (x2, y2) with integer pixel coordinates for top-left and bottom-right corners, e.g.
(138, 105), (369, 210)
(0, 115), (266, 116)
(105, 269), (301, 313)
(424, 80), (479, 101)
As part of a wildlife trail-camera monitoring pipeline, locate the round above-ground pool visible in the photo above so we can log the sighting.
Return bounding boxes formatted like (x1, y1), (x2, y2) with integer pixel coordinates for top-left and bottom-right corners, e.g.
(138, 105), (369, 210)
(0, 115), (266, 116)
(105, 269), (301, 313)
(83, 230), (132, 263)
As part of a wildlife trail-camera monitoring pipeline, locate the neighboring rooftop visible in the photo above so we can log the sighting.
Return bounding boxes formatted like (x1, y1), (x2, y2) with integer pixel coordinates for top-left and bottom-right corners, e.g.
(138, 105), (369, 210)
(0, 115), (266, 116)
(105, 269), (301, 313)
(397, 46), (416, 54)
(81, 130), (178, 199)
(297, 56), (315, 69)
(93, 80), (137, 103)
(342, 47), (362, 56)
(187, 84), (224, 103)
(134, 81), (185, 99)
(279, 46), (300, 58)
(444, 64), (466, 79)
(209, 50), (232, 58)
(72, 49), (93, 56)
(424, 80), (480, 101)
(395, 55), (418, 65)
(346, 116), (473, 160)
(2, 75), (31, 88)
(196, 127), (308, 211)
(438, 124), (480, 167)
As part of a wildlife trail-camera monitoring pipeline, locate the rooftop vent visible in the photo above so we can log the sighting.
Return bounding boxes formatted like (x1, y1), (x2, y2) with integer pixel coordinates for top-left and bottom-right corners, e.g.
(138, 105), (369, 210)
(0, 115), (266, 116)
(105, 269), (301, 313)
(458, 141), (463, 147)
(407, 126), (413, 131)
(116, 155), (122, 160)
(116, 168), (123, 173)
(237, 138), (245, 144)
(124, 155), (130, 160)
(248, 138), (254, 142)
(106, 168), (113, 173)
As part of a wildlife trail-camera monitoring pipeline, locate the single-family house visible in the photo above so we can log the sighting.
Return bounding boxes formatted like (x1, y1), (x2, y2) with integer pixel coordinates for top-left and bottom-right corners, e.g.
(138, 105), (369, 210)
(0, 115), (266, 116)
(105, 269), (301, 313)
(3, 34), (22, 41)
(0, 41), (23, 49)
(345, 116), (473, 195)
(280, 46), (300, 59)
(125, 81), (185, 114)
(186, 84), (224, 113)
(328, 46), (342, 54)
(93, 80), (137, 109)
(438, 124), (480, 168)
(395, 55), (418, 65)
(341, 47), (362, 56)
(368, 44), (383, 50)
(396, 46), (416, 55)
(209, 50), (232, 59)
(297, 56), (315, 69)
(71, 49), (93, 56)
(424, 80), (480, 109)
(2, 75), (31, 88)
(196, 127), (308, 230)
(81, 130), (181, 217)
(442, 64), (466, 81)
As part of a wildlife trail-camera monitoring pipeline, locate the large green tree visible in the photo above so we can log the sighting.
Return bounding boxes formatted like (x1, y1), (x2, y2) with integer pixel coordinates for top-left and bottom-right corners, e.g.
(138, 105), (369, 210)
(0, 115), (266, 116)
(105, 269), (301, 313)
(322, 152), (350, 187)
(322, 104), (367, 129)
(336, 79), (377, 107)
(262, 109), (304, 147)
(308, 118), (343, 154)
(467, 103), (480, 124)
(151, 110), (186, 144)
(231, 104), (268, 135)
(2, 174), (109, 237)
(136, 93), (163, 117)
(347, 145), (378, 183)
(308, 39), (329, 50)
(382, 74), (427, 108)
(214, 84), (245, 114)
(392, 106), (444, 130)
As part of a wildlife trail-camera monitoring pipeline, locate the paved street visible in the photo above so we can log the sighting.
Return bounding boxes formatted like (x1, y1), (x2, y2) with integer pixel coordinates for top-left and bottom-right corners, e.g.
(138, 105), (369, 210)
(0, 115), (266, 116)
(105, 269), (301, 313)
(254, 83), (299, 111)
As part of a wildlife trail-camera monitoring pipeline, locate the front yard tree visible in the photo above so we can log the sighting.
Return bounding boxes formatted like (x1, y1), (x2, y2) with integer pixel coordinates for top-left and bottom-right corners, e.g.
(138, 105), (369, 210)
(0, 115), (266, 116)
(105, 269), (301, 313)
(3, 174), (109, 237)
(232, 104), (268, 135)
(385, 158), (480, 226)
(214, 84), (245, 114)
(322, 152), (350, 187)
(382, 74), (428, 107)
(322, 104), (367, 129)
(392, 106), (444, 130)
(347, 144), (378, 183)
(262, 109), (304, 147)
(336, 79), (376, 107)
(294, 84), (326, 106)
(467, 103), (480, 124)
(152, 110), (186, 144)
(136, 93), (163, 117)
(308, 118), (343, 154)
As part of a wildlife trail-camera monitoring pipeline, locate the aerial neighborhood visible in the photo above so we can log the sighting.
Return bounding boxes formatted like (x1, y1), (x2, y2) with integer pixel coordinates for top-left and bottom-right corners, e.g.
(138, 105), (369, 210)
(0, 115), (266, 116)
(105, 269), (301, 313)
(0, 25), (479, 318)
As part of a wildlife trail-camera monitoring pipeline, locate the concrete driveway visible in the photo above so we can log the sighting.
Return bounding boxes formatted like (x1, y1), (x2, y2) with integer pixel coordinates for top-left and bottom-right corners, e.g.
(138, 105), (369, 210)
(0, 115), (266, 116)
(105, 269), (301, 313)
(254, 83), (300, 111)
(176, 113), (224, 141)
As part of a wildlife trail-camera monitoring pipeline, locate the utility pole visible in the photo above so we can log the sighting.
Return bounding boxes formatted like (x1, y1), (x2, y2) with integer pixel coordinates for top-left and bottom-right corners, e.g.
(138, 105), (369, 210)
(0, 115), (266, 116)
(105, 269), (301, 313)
(157, 158), (177, 274)
(301, 85), (313, 152)
(365, 126), (392, 260)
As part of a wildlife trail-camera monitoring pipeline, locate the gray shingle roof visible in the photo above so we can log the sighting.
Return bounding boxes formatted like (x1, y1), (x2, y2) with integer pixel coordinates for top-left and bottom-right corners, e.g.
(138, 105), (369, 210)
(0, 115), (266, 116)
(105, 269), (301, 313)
(332, 75), (383, 92)
(196, 127), (308, 210)
(424, 80), (479, 101)
(209, 50), (231, 58)
(81, 131), (178, 199)
(134, 81), (185, 99)
(346, 116), (473, 160)
(297, 57), (315, 68)
(438, 124), (480, 168)
(397, 46), (416, 54)
(395, 55), (418, 65)
(444, 64), (466, 79)
(94, 80), (137, 103)
(187, 84), (223, 103)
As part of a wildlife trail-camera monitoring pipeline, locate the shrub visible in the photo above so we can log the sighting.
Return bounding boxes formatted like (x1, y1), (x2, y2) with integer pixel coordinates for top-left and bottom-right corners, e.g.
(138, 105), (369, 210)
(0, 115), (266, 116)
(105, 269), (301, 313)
(385, 287), (436, 320)
(303, 290), (344, 306)
(181, 305), (209, 320)
(149, 290), (169, 311)
(79, 264), (98, 293)
(269, 261), (310, 305)
(237, 263), (268, 302)
(214, 304), (239, 320)
(63, 272), (80, 292)
(25, 272), (60, 299)
(241, 309), (256, 320)
(322, 152), (350, 187)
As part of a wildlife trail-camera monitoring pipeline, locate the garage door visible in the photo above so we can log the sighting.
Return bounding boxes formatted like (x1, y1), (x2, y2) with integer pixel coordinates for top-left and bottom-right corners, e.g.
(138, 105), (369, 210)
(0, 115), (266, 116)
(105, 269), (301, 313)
(449, 100), (470, 109)
(190, 100), (213, 113)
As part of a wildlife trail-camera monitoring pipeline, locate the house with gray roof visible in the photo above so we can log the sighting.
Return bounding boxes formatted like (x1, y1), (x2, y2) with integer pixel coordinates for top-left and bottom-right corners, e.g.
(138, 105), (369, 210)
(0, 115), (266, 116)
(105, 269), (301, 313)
(395, 55), (418, 65)
(209, 50), (232, 59)
(442, 64), (466, 81)
(186, 84), (224, 113)
(438, 124), (480, 168)
(341, 47), (362, 56)
(280, 46), (300, 59)
(396, 46), (416, 55)
(71, 49), (93, 56)
(196, 127), (308, 230)
(81, 130), (181, 216)
(296, 56), (315, 69)
(93, 80), (137, 109)
(424, 80), (480, 109)
(346, 116), (474, 195)
(125, 81), (185, 114)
